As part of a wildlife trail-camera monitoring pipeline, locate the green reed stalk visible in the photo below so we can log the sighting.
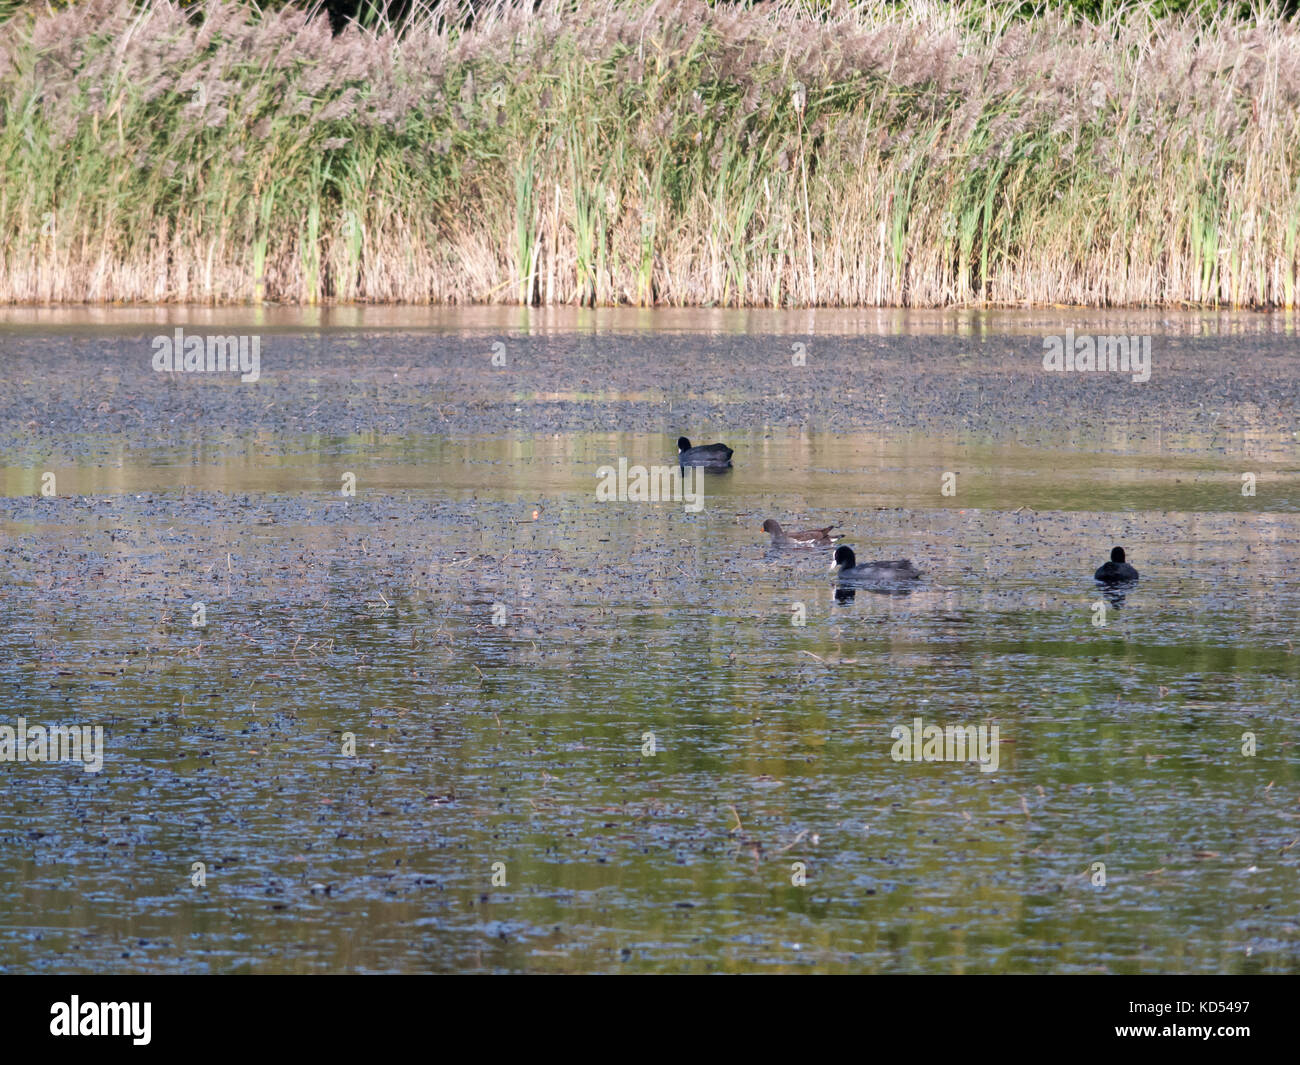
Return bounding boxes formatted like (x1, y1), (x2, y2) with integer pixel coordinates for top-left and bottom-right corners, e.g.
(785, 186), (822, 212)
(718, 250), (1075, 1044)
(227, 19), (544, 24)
(1, 0), (1298, 308)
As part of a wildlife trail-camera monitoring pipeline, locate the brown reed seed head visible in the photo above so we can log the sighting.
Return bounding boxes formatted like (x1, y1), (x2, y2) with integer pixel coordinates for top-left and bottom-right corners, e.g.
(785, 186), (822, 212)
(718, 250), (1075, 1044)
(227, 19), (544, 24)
(0, 0), (1297, 307)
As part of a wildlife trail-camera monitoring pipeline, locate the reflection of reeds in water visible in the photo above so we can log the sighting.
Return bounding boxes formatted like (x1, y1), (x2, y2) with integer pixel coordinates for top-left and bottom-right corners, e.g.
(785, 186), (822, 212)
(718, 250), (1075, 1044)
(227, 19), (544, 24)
(2, 0), (1300, 307)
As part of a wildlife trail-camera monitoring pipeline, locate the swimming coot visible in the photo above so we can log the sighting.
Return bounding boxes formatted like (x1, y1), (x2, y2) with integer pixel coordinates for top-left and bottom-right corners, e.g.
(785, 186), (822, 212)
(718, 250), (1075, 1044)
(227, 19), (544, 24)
(677, 437), (733, 468)
(762, 519), (841, 548)
(1094, 546), (1138, 583)
(829, 545), (921, 582)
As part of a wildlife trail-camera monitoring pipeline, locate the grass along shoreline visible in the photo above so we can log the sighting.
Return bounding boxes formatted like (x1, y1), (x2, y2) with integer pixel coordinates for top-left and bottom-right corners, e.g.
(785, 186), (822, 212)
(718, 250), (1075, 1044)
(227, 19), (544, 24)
(2, 0), (1299, 308)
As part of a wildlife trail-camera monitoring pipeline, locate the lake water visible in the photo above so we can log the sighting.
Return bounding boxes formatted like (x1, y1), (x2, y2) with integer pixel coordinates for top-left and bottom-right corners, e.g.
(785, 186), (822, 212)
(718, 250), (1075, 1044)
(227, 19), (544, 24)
(1, 307), (1298, 973)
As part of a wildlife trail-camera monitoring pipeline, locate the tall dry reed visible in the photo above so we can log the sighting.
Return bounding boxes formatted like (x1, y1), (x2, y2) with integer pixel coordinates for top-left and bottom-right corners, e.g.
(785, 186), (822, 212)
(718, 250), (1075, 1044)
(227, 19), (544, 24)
(1, 0), (1299, 306)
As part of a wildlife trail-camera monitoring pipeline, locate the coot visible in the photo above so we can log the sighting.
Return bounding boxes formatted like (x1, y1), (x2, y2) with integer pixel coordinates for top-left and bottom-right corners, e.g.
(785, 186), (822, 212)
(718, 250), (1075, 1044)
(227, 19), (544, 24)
(1094, 546), (1138, 583)
(829, 545), (920, 582)
(677, 437), (733, 468)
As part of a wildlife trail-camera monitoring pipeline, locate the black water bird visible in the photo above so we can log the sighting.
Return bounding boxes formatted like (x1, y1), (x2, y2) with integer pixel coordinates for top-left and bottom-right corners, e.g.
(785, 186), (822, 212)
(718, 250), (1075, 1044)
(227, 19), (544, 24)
(829, 545), (921, 583)
(1094, 546), (1138, 583)
(677, 436), (733, 468)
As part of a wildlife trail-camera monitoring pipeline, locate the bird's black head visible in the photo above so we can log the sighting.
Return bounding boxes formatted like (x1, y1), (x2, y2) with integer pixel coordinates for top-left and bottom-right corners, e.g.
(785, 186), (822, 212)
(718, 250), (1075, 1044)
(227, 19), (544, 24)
(831, 545), (856, 571)
(677, 437), (692, 452)
(1111, 546), (1126, 563)
(762, 519), (780, 534)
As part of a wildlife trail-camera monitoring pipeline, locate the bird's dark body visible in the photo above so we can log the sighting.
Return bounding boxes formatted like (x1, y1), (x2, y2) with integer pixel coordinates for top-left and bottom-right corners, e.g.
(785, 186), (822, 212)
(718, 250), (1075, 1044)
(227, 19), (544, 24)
(677, 437), (733, 468)
(762, 519), (841, 547)
(1094, 547), (1139, 583)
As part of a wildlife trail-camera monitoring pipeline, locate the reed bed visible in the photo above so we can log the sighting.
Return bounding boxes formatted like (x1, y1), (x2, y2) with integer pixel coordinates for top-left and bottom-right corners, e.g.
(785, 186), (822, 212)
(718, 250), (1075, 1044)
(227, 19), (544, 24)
(2, 0), (1299, 306)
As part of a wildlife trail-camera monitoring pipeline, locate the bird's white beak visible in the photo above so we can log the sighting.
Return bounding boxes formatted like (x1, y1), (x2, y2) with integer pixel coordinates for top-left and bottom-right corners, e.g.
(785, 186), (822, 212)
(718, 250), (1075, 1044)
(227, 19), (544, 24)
(828, 561), (840, 573)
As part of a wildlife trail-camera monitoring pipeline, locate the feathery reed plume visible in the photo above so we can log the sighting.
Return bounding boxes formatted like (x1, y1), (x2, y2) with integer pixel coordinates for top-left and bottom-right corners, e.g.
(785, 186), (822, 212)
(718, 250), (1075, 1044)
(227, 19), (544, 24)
(1, 0), (1299, 307)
